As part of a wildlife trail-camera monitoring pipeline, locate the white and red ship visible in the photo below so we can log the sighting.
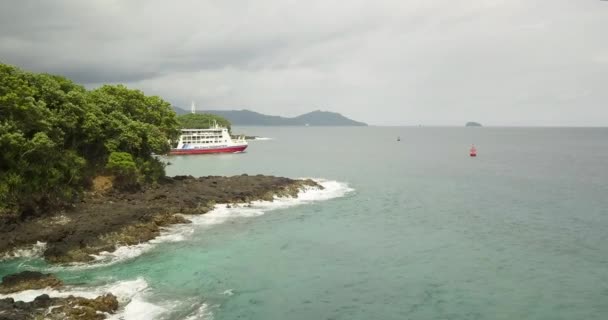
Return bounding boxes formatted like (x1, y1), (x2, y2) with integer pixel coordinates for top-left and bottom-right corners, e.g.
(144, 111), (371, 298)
(169, 123), (247, 155)
(169, 102), (247, 155)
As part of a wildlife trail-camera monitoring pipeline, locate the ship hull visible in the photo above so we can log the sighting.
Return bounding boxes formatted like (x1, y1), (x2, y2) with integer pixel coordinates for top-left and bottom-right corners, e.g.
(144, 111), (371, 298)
(169, 145), (247, 155)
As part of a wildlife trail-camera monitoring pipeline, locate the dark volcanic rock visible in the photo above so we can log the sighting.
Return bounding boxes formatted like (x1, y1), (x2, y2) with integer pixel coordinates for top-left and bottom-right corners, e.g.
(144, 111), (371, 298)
(0, 175), (321, 263)
(0, 293), (119, 320)
(0, 271), (63, 294)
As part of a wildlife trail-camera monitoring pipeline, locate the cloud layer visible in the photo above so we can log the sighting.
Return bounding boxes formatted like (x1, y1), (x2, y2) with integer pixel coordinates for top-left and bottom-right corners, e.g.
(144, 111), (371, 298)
(1, 0), (607, 125)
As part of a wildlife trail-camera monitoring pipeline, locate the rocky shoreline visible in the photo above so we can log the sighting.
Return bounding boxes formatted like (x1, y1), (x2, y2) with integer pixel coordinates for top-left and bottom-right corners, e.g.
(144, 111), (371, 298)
(1, 174), (319, 263)
(0, 174), (320, 319)
(1, 271), (118, 320)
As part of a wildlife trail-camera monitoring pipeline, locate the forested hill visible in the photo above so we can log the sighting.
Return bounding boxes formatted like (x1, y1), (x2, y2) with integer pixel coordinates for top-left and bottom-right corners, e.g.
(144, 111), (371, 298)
(172, 108), (367, 126)
(176, 113), (232, 132)
(0, 63), (180, 221)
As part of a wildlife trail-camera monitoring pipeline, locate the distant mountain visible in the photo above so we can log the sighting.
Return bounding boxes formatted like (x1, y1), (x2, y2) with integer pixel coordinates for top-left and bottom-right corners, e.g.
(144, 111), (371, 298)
(292, 110), (367, 126)
(466, 122), (482, 127)
(172, 107), (189, 115)
(172, 108), (367, 126)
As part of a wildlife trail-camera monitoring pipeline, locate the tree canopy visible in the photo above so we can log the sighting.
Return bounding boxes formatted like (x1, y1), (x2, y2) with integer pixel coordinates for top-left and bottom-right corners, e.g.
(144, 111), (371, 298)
(177, 113), (231, 132)
(0, 63), (180, 221)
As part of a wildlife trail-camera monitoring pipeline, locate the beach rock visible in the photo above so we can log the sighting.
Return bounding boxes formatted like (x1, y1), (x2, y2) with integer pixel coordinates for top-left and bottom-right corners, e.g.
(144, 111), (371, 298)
(0, 293), (119, 320)
(32, 294), (52, 308)
(0, 271), (63, 294)
(55, 294), (119, 319)
(1, 175), (322, 263)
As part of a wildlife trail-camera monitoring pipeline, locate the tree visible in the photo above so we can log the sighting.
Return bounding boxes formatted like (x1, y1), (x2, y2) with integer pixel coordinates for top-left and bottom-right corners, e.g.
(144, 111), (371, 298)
(177, 113), (232, 132)
(0, 63), (180, 220)
(106, 152), (138, 189)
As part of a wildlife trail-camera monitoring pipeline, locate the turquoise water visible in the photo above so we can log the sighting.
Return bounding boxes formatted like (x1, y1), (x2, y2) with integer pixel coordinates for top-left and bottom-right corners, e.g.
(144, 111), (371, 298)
(2, 127), (608, 319)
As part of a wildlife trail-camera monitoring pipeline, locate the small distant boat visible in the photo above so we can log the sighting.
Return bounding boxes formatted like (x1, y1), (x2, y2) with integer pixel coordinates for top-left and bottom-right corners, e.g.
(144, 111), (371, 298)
(470, 145), (477, 157)
(397, 136), (401, 142)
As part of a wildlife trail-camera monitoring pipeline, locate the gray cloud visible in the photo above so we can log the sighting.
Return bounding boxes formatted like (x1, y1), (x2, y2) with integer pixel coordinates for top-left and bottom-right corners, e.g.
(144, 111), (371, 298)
(1, 0), (607, 125)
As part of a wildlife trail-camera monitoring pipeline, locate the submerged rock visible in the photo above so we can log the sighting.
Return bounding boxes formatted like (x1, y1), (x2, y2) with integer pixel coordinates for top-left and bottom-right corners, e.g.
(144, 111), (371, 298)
(0, 271), (63, 294)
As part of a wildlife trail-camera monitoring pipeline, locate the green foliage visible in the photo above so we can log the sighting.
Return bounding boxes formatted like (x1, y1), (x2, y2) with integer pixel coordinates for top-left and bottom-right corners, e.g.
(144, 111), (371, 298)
(137, 158), (167, 184)
(177, 113), (231, 132)
(106, 152), (138, 189)
(0, 63), (180, 219)
(106, 152), (137, 174)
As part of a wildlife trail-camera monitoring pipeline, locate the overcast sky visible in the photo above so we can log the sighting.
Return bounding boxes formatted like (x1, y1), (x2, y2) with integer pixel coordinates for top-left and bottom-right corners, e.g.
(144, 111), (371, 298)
(1, 0), (607, 126)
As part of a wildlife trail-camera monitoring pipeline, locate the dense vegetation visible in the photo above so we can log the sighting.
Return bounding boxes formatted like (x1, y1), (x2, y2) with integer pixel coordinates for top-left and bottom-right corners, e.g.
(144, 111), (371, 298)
(177, 113), (231, 132)
(0, 63), (180, 221)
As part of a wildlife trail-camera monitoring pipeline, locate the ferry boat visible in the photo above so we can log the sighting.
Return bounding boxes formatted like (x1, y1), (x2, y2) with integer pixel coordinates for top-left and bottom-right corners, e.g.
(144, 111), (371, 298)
(169, 102), (248, 155)
(169, 122), (248, 155)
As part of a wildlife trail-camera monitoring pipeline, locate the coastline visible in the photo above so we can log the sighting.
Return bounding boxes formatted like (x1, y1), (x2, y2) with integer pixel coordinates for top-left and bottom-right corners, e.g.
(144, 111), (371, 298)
(0, 174), (325, 319)
(0, 175), (320, 263)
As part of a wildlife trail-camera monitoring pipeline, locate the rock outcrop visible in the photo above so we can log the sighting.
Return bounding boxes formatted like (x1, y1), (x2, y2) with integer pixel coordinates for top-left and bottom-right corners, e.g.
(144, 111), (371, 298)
(0, 271), (119, 320)
(1, 175), (321, 263)
(0, 271), (62, 294)
(0, 293), (119, 320)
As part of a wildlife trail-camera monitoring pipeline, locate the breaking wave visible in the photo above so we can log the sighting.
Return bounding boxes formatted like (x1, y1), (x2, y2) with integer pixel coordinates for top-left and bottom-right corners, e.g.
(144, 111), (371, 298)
(50, 179), (353, 270)
(0, 277), (196, 320)
(1, 179), (353, 319)
(1, 241), (47, 261)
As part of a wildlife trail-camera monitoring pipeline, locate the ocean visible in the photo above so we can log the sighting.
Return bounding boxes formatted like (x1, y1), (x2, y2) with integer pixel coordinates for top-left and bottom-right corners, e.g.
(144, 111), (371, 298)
(2, 127), (608, 319)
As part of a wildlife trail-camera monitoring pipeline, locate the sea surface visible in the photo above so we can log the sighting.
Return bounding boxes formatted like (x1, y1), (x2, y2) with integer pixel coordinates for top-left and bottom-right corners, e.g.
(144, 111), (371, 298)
(2, 127), (608, 319)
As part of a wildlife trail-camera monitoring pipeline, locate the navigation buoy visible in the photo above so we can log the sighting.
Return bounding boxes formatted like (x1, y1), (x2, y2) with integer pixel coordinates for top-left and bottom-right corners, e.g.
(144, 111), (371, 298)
(470, 145), (477, 157)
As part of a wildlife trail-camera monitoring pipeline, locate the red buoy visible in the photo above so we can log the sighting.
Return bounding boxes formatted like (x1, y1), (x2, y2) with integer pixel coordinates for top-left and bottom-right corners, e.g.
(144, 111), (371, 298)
(470, 145), (477, 157)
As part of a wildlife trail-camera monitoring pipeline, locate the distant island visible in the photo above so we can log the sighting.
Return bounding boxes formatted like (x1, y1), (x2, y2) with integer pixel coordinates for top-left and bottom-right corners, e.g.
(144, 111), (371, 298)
(173, 108), (367, 126)
(466, 122), (482, 127)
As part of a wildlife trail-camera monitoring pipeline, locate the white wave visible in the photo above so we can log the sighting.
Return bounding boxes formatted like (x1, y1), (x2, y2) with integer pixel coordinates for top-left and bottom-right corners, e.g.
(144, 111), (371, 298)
(44, 225), (192, 272)
(91, 243), (154, 264)
(220, 289), (234, 296)
(183, 303), (214, 320)
(1, 181), (353, 319)
(186, 179), (353, 227)
(1, 241), (47, 260)
(50, 179), (353, 269)
(296, 178), (355, 202)
(0, 277), (148, 303)
(0, 276), (174, 320)
(108, 294), (167, 320)
(254, 137), (273, 140)
(92, 230), (187, 262)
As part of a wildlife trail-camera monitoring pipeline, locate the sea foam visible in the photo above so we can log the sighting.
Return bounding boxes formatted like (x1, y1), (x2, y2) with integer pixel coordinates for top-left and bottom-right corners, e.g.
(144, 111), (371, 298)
(2, 179), (352, 320)
(55, 179), (353, 269)
(0, 277), (173, 320)
(182, 303), (215, 320)
(0, 277), (148, 303)
(1, 241), (47, 261)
